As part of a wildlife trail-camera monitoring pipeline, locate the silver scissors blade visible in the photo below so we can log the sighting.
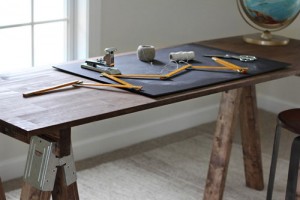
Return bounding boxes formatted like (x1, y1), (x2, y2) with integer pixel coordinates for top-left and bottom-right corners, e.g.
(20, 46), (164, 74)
(203, 54), (257, 62)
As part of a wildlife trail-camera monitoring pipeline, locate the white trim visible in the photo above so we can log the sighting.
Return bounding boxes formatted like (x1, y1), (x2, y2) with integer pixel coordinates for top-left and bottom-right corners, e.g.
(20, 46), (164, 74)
(31, 0), (34, 66)
(73, 0), (89, 59)
(257, 93), (300, 114)
(0, 18), (69, 30)
(0, 156), (27, 182)
(72, 103), (219, 161)
(2, 93), (300, 181)
(67, 0), (75, 60)
(0, 102), (219, 181)
(0, 1), (72, 67)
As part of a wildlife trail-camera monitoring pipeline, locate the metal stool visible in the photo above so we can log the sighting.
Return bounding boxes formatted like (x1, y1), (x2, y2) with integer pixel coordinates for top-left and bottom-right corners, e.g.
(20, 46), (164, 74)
(267, 108), (300, 200)
(0, 177), (5, 200)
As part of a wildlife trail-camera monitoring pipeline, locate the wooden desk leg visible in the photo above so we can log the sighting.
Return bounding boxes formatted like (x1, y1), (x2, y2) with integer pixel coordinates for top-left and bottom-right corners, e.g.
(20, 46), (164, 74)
(20, 183), (51, 200)
(239, 85), (264, 190)
(0, 177), (6, 200)
(203, 89), (242, 200)
(52, 167), (79, 200)
(51, 128), (79, 200)
(20, 128), (79, 200)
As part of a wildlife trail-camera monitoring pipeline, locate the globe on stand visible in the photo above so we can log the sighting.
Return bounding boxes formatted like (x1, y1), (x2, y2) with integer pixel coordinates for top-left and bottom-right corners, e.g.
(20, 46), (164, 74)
(237, 0), (300, 45)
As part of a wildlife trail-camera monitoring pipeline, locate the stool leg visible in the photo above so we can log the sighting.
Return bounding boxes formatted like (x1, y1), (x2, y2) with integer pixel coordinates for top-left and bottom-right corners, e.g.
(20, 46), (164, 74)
(0, 177), (6, 200)
(285, 136), (300, 200)
(266, 123), (282, 200)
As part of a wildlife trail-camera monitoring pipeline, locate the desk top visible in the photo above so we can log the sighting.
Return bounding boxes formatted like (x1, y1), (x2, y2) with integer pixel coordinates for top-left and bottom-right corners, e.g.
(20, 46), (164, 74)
(1, 36), (300, 140)
(54, 43), (289, 97)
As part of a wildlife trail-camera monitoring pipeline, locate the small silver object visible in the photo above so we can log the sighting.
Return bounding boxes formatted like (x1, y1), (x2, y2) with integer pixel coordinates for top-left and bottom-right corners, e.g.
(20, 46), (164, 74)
(97, 47), (117, 66)
(204, 54), (257, 62)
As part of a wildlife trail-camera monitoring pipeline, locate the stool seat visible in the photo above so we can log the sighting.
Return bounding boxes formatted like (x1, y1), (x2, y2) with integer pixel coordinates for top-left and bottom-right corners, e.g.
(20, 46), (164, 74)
(279, 109), (300, 134)
(267, 108), (300, 200)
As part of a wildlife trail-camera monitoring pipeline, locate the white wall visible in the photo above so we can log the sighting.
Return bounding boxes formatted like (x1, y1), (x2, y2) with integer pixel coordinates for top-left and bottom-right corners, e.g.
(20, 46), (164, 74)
(0, 0), (300, 182)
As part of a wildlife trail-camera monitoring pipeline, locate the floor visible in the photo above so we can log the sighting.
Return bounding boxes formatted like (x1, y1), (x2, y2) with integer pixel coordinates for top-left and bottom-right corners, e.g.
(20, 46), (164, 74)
(1, 109), (295, 199)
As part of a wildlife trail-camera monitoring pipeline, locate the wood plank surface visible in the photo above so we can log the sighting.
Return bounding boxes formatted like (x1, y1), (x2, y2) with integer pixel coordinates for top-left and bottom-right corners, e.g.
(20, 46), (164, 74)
(0, 68), (156, 137)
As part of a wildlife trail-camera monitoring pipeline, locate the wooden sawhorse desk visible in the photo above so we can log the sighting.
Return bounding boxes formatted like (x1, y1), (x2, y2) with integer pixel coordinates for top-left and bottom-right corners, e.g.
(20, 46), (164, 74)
(0, 36), (300, 200)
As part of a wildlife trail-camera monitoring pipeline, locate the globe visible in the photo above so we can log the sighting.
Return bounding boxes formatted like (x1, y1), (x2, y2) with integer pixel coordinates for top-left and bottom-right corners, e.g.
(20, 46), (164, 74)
(237, 0), (300, 45)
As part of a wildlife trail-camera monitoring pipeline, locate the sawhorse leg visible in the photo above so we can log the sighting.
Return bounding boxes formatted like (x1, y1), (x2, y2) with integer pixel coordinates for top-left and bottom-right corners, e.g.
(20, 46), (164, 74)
(239, 85), (264, 190)
(21, 128), (79, 200)
(0, 177), (6, 200)
(203, 86), (264, 200)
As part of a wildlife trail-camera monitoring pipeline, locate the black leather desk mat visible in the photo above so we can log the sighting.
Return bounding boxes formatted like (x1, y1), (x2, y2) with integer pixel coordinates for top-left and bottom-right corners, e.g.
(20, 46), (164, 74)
(53, 43), (290, 97)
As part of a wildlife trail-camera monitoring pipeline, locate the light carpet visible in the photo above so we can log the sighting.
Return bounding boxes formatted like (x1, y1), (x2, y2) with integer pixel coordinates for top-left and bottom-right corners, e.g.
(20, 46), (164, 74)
(5, 131), (289, 200)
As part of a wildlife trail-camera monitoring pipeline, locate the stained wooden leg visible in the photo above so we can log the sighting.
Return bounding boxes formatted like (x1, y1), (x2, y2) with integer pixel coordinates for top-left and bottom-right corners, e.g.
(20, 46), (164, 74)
(239, 85), (264, 190)
(203, 89), (242, 200)
(51, 128), (79, 200)
(0, 178), (6, 200)
(52, 167), (79, 200)
(20, 182), (51, 200)
(20, 128), (79, 200)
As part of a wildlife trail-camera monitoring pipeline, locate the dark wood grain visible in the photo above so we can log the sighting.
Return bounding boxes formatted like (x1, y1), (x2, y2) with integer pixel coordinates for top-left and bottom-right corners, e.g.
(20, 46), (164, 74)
(51, 129), (79, 200)
(0, 177), (5, 200)
(204, 88), (242, 200)
(0, 69), (156, 138)
(20, 129), (80, 200)
(20, 182), (51, 200)
(239, 86), (264, 190)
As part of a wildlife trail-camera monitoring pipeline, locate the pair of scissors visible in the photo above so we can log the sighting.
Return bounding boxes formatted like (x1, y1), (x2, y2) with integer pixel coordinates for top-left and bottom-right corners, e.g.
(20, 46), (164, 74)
(203, 54), (257, 62)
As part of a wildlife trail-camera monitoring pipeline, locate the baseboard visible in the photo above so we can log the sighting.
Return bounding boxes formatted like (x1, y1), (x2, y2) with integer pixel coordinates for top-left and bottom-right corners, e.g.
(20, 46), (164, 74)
(257, 93), (300, 114)
(0, 102), (219, 182)
(0, 155), (27, 182)
(72, 103), (219, 161)
(1, 93), (298, 182)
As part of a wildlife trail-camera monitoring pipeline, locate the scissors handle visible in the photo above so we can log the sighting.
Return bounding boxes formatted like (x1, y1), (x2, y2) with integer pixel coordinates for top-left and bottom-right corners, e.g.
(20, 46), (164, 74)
(235, 55), (257, 62)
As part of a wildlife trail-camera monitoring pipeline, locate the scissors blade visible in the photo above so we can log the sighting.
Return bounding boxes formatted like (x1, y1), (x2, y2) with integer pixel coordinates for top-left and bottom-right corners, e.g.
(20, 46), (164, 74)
(203, 54), (256, 62)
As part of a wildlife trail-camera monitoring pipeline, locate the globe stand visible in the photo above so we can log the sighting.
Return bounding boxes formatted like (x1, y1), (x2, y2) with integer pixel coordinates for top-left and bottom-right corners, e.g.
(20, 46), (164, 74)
(243, 31), (290, 46)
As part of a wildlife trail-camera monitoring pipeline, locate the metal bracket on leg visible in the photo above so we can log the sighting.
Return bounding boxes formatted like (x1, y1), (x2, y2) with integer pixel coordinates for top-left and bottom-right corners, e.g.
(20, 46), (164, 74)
(23, 136), (77, 191)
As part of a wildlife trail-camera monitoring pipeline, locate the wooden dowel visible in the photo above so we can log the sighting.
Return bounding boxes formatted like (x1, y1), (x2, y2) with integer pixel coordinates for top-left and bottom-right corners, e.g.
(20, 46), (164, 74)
(23, 80), (81, 97)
